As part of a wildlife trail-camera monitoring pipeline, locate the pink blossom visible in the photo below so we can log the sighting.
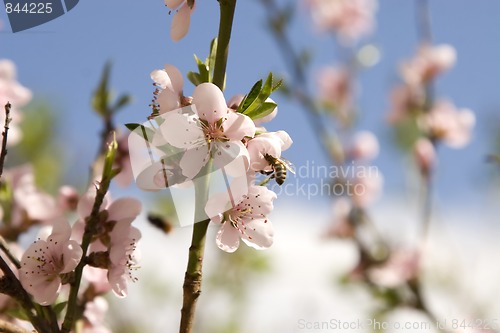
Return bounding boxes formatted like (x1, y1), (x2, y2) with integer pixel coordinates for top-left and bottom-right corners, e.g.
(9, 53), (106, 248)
(57, 185), (79, 212)
(387, 84), (424, 123)
(165, 0), (195, 42)
(205, 185), (276, 253)
(351, 168), (383, 208)
(159, 83), (255, 179)
(325, 198), (355, 238)
(348, 131), (379, 161)
(317, 66), (352, 115)
(305, 0), (377, 43)
(75, 191), (142, 297)
(420, 100), (475, 148)
(107, 224), (141, 297)
(82, 297), (111, 333)
(5, 165), (61, 225)
(0, 59), (32, 146)
(368, 250), (419, 288)
(414, 138), (436, 175)
(83, 266), (111, 295)
(20, 219), (83, 305)
(247, 131), (292, 172)
(400, 44), (456, 86)
(150, 64), (184, 114)
(114, 133), (134, 187)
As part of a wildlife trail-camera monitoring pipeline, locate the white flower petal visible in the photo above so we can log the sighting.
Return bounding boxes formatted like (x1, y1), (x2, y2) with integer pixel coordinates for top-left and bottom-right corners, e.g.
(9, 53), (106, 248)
(213, 141), (249, 174)
(150, 69), (172, 89)
(164, 64), (184, 94)
(171, 3), (191, 42)
(180, 144), (210, 179)
(241, 218), (274, 250)
(192, 83), (228, 124)
(205, 192), (233, 219)
(165, 0), (184, 9)
(160, 112), (205, 148)
(107, 198), (142, 222)
(216, 223), (241, 253)
(223, 112), (255, 140)
(157, 88), (181, 113)
(61, 241), (83, 273)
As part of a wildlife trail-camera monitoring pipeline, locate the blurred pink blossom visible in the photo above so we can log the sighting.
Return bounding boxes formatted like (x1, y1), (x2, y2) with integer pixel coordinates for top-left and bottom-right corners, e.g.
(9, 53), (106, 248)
(114, 133), (134, 187)
(414, 138), (436, 176)
(348, 130), (379, 161)
(400, 44), (456, 87)
(325, 198), (355, 238)
(387, 84), (424, 123)
(82, 296), (111, 333)
(420, 100), (475, 148)
(351, 168), (383, 208)
(317, 66), (352, 117)
(205, 185), (276, 253)
(4, 165), (61, 227)
(165, 0), (195, 42)
(20, 219), (83, 305)
(305, 0), (377, 43)
(368, 249), (419, 288)
(57, 185), (80, 212)
(0, 59), (32, 146)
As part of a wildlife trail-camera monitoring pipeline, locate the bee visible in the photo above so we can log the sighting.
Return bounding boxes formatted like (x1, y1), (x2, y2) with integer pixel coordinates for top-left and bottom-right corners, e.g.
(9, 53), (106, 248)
(263, 154), (295, 185)
(147, 214), (173, 234)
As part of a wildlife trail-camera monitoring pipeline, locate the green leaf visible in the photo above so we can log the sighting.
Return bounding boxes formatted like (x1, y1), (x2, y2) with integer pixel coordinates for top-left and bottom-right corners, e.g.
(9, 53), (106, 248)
(112, 94), (132, 113)
(194, 55), (210, 83)
(244, 102), (277, 120)
(237, 79), (262, 113)
(242, 73), (275, 116)
(187, 71), (203, 86)
(207, 38), (218, 81)
(92, 62), (112, 117)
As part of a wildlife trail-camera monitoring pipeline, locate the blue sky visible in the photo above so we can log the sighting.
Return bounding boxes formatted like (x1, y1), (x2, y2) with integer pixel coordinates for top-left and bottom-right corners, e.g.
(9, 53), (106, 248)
(1, 0), (500, 210)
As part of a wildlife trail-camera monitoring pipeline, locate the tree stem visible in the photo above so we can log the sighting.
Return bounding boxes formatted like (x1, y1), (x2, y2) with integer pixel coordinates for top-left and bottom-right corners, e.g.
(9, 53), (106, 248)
(178, 1), (237, 331)
(212, 0), (237, 90)
(179, 160), (212, 333)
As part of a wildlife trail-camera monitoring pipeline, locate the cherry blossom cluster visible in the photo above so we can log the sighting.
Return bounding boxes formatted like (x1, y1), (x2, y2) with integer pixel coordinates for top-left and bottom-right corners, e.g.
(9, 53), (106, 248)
(0, 61), (142, 332)
(388, 44), (475, 175)
(142, 64), (292, 253)
(304, 0), (377, 44)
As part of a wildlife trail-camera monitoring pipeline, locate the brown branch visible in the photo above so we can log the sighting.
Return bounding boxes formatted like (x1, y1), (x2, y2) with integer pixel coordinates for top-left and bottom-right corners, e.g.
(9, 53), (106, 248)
(0, 103), (12, 181)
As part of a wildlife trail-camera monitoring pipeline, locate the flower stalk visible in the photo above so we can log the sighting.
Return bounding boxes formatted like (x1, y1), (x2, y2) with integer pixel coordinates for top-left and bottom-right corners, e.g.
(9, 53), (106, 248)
(61, 137), (118, 333)
(178, 2), (237, 331)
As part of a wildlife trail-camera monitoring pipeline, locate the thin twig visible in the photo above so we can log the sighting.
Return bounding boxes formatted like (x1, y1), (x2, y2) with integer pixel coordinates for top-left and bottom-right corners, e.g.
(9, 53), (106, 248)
(0, 236), (21, 269)
(0, 102), (12, 181)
